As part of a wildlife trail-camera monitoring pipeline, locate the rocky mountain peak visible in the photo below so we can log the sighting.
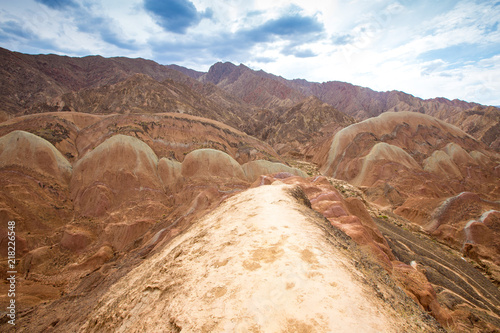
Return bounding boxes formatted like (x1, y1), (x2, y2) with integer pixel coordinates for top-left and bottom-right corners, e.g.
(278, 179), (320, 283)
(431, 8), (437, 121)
(201, 61), (241, 84)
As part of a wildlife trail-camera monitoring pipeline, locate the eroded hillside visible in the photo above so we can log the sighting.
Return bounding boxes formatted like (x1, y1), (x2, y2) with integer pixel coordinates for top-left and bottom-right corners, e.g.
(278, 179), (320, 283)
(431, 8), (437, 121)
(0, 48), (499, 332)
(1, 48), (498, 151)
(0, 112), (307, 317)
(316, 111), (500, 287)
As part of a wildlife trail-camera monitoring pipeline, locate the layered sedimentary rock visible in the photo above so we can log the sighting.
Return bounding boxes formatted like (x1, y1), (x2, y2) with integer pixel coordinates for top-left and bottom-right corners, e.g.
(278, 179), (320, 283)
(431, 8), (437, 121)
(317, 111), (500, 288)
(245, 96), (355, 158)
(71, 134), (164, 218)
(0, 113), (298, 314)
(318, 111), (498, 201)
(181, 148), (246, 180)
(1, 48), (499, 332)
(0, 130), (73, 235)
(0, 130), (72, 183)
(2, 47), (498, 150)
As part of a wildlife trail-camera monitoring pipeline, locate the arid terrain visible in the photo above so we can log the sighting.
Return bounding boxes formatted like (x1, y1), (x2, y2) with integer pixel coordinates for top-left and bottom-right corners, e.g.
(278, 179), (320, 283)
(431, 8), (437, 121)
(0, 48), (499, 332)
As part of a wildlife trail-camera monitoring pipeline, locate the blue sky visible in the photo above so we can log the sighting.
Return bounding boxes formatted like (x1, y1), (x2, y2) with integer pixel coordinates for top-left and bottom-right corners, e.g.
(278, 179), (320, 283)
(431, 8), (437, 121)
(1, 0), (499, 105)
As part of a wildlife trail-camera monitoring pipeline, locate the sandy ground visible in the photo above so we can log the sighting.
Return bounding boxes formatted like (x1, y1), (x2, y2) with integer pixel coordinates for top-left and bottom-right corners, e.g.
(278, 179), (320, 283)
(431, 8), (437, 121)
(80, 184), (436, 332)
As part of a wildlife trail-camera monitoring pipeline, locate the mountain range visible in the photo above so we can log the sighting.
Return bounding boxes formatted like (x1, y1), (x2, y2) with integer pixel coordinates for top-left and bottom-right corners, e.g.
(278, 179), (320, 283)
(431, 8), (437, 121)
(0, 47), (499, 332)
(1, 47), (498, 151)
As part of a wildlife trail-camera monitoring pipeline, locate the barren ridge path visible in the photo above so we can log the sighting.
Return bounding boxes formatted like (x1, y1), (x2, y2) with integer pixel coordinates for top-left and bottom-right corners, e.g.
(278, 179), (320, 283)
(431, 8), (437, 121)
(78, 184), (441, 332)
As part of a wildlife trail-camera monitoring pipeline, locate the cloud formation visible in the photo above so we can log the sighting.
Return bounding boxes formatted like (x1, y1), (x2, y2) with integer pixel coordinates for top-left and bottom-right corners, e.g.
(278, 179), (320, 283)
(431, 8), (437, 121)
(0, 0), (499, 105)
(34, 0), (78, 10)
(144, 0), (213, 34)
(250, 14), (324, 39)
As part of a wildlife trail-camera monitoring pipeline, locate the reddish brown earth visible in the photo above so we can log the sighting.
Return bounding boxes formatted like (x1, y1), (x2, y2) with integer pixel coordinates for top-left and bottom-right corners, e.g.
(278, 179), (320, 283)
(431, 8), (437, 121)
(0, 48), (499, 332)
(2, 175), (447, 332)
(199, 62), (306, 109)
(253, 175), (455, 327)
(0, 112), (308, 319)
(10, 170), (498, 331)
(245, 96), (355, 159)
(2, 47), (497, 150)
(317, 111), (500, 289)
(195, 61), (498, 150)
(0, 48), (252, 130)
(318, 112), (498, 199)
(0, 112), (277, 163)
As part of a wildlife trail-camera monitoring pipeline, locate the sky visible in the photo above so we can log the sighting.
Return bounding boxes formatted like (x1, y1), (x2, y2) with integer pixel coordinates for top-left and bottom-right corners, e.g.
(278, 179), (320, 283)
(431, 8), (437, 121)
(0, 0), (499, 105)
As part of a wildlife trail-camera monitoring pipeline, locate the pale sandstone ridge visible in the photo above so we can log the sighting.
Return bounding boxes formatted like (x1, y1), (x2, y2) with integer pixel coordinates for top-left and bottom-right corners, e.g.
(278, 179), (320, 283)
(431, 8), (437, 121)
(0, 130), (72, 183)
(315, 111), (500, 291)
(422, 142), (483, 180)
(81, 184), (441, 333)
(247, 175), (451, 326)
(181, 148), (246, 180)
(0, 111), (281, 165)
(242, 159), (307, 182)
(423, 150), (463, 179)
(0, 121), (304, 315)
(0, 49), (498, 332)
(317, 111), (497, 205)
(443, 142), (477, 165)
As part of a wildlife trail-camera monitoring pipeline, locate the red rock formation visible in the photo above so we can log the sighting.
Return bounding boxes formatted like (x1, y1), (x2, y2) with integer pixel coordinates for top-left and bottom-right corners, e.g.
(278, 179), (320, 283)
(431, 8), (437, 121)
(200, 62), (306, 109)
(318, 111), (498, 204)
(1, 47), (497, 149)
(316, 111), (500, 288)
(0, 130), (73, 236)
(181, 148), (246, 181)
(245, 95), (355, 158)
(0, 113), (290, 312)
(71, 134), (165, 218)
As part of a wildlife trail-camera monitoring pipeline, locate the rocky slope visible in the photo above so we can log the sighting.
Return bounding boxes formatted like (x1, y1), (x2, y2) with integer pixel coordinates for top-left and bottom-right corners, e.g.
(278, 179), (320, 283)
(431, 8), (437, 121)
(245, 96), (355, 158)
(55, 74), (248, 128)
(5, 181), (448, 332)
(316, 111), (500, 287)
(0, 117), (497, 331)
(6, 167), (499, 331)
(0, 112), (308, 315)
(0, 47), (253, 130)
(70, 184), (443, 332)
(0, 48), (499, 332)
(2, 47), (497, 150)
(196, 61), (499, 150)
(199, 62), (307, 109)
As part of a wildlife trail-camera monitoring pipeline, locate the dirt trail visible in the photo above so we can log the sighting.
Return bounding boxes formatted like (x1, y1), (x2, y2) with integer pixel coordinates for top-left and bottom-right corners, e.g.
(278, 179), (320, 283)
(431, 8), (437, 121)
(76, 184), (441, 332)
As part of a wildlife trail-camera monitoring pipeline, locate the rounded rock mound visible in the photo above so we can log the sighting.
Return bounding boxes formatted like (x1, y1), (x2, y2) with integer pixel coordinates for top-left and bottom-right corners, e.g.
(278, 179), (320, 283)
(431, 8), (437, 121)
(158, 157), (183, 190)
(71, 134), (162, 217)
(242, 160), (307, 182)
(0, 130), (72, 183)
(181, 148), (246, 181)
(353, 142), (421, 186)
